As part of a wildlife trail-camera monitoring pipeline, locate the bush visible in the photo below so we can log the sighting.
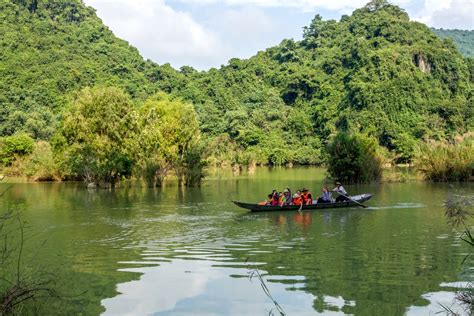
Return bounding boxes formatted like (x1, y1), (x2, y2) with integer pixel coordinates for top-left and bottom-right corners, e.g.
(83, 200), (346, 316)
(0, 133), (34, 166)
(24, 141), (59, 181)
(414, 133), (474, 182)
(326, 132), (385, 183)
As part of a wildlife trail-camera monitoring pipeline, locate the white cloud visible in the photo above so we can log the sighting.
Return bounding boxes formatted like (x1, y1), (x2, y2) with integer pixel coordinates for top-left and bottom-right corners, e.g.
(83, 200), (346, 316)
(413, 0), (474, 29)
(180, 0), (412, 12)
(204, 7), (281, 57)
(83, 0), (473, 71)
(84, 0), (225, 69)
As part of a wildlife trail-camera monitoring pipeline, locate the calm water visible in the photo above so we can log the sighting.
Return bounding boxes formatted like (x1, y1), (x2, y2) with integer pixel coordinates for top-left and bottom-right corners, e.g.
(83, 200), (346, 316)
(1, 167), (473, 315)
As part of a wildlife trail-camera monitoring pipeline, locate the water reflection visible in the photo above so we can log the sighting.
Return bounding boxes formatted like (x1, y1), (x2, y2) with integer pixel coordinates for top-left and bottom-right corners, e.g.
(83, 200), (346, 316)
(102, 260), (319, 315)
(0, 168), (472, 315)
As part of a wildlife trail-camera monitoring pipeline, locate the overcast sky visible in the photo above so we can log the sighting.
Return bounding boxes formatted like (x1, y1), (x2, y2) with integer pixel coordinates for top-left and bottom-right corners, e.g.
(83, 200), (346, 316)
(83, 0), (474, 70)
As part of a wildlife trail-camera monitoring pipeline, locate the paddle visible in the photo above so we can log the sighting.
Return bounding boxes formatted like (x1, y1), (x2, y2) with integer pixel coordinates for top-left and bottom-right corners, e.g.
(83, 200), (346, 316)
(337, 192), (367, 208)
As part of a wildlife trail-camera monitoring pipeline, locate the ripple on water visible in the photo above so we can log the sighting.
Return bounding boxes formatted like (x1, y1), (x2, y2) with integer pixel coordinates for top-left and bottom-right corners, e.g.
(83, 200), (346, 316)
(368, 202), (426, 210)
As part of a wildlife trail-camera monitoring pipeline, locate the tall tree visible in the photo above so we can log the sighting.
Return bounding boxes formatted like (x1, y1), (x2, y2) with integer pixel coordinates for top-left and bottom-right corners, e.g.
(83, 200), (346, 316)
(55, 87), (137, 187)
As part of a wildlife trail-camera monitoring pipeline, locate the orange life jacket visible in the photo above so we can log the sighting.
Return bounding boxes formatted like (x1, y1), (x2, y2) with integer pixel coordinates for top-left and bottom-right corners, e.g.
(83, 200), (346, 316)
(293, 196), (302, 206)
(302, 192), (313, 205)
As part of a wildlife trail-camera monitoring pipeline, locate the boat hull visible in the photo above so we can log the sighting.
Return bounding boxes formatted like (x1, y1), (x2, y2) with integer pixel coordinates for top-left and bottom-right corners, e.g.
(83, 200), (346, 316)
(233, 194), (373, 212)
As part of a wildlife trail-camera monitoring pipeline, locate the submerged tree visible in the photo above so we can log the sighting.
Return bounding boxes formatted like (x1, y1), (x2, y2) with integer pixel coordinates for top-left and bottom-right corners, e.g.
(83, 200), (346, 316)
(136, 93), (205, 187)
(326, 132), (385, 183)
(54, 87), (137, 188)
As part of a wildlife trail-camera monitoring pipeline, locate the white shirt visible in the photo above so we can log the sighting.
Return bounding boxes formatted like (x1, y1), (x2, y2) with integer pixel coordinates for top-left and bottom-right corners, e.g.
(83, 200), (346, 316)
(333, 185), (347, 195)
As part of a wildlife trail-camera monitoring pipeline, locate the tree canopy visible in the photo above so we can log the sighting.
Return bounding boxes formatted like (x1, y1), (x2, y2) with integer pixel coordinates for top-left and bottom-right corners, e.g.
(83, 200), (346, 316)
(1, 0), (472, 167)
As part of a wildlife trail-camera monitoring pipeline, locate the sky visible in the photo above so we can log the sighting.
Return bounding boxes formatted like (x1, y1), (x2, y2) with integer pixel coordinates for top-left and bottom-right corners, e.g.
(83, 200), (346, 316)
(83, 0), (474, 70)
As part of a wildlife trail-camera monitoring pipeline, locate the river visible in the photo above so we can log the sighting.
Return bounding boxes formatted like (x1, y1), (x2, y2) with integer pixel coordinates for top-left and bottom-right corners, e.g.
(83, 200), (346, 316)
(0, 167), (472, 315)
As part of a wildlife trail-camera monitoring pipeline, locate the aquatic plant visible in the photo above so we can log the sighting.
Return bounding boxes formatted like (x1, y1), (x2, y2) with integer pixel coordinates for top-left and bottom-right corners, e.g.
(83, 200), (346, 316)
(442, 193), (474, 314)
(414, 133), (474, 182)
(0, 179), (59, 314)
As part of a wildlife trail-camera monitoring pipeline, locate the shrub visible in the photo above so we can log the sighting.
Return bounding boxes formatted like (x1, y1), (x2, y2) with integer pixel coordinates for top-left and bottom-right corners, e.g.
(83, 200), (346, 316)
(0, 133), (34, 166)
(414, 133), (473, 182)
(24, 141), (59, 181)
(326, 132), (385, 183)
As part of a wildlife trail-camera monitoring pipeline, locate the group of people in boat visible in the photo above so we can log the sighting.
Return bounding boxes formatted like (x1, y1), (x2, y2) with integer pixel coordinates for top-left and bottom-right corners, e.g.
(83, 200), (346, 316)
(260, 182), (350, 206)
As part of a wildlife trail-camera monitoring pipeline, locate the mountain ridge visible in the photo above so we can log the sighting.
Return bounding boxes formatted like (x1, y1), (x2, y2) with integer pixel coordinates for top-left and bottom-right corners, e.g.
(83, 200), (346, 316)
(1, 0), (472, 164)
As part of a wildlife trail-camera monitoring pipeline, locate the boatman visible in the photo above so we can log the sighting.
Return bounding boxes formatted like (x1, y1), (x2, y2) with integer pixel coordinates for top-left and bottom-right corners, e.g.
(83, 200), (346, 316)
(332, 182), (349, 202)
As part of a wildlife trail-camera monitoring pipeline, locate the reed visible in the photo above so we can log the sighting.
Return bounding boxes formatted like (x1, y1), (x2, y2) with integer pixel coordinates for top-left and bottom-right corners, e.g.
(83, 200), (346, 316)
(443, 193), (474, 314)
(246, 257), (286, 316)
(414, 133), (473, 182)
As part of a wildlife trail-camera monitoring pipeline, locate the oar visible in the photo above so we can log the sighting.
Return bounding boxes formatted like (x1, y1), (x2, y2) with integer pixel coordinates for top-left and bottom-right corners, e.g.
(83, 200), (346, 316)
(337, 193), (367, 208)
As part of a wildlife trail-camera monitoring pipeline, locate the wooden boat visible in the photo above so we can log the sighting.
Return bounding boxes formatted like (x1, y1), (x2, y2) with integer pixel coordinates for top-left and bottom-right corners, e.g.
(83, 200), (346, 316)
(233, 194), (373, 212)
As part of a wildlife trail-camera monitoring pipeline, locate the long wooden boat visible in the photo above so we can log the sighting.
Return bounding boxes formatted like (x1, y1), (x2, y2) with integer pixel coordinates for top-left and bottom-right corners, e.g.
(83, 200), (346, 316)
(233, 194), (373, 212)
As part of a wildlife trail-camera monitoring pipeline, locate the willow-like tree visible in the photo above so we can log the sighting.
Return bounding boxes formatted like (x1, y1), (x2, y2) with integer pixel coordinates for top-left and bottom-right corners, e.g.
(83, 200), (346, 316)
(54, 87), (137, 188)
(136, 93), (205, 187)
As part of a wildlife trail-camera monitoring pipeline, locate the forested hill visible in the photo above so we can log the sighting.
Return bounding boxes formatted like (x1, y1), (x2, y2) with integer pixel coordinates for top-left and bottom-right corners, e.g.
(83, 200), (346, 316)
(433, 28), (474, 57)
(0, 0), (163, 139)
(165, 1), (472, 163)
(1, 0), (472, 164)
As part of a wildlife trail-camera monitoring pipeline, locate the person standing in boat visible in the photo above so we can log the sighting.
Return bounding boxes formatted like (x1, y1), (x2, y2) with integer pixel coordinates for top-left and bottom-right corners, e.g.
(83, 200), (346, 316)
(332, 182), (349, 202)
(317, 185), (332, 203)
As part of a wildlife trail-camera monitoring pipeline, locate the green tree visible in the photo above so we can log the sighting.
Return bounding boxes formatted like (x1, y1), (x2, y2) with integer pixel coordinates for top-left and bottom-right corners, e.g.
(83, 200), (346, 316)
(136, 93), (205, 187)
(326, 132), (385, 183)
(55, 87), (137, 187)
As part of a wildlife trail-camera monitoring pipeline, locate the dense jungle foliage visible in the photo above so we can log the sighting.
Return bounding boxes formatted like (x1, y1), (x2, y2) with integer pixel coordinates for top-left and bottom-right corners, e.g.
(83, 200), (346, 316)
(0, 0), (472, 182)
(433, 28), (474, 57)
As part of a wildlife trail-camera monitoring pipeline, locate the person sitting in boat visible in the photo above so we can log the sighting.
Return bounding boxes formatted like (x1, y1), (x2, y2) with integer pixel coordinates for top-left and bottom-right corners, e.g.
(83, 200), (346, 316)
(258, 194), (273, 205)
(301, 188), (313, 205)
(317, 185), (332, 203)
(282, 188), (292, 206)
(332, 182), (349, 202)
(271, 192), (281, 206)
(292, 193), (302, 206)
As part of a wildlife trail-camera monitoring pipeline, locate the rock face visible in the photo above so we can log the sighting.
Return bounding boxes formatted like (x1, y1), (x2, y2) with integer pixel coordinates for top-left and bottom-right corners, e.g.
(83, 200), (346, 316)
(413, 53), (431, 73)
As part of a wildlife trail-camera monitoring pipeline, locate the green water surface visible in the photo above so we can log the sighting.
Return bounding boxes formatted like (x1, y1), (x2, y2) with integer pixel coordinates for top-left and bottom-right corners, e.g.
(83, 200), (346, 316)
(1, 167), (472, 315)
